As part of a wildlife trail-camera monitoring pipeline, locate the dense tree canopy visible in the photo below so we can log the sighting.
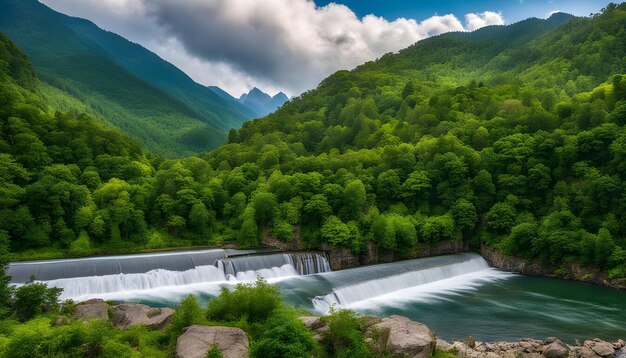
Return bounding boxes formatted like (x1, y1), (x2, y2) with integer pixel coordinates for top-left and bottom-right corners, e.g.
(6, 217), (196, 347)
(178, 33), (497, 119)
(1, 4), (626, 282)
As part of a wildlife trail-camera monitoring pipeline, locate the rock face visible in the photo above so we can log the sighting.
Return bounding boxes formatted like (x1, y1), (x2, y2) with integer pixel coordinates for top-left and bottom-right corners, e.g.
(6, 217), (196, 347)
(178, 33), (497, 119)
(175, 325), (249, 358)
(110, 303), (174, 331)
(481, 245), (626, 290)
(366, 315), (435, 358)
(73, 298), (109, 321)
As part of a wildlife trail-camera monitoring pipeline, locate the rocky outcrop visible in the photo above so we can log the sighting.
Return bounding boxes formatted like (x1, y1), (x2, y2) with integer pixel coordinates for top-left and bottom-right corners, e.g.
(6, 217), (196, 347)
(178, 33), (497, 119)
(261, 226), (305, 251)
(73, 298), (109, 321)
(320, 242), (360, 270)
(366, 315), (435, 358)
(175, 325), (249, 358)
(110, 303), (174, 331)
(481, 245), (626, 290)
(438, 336), (626, 358)
(319, 240), (465, 270)
(299, 316), (324, 330)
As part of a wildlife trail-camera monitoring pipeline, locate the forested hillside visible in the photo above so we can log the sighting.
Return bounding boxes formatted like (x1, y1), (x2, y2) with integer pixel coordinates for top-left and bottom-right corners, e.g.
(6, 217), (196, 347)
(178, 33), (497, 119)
(0, 0), (254, 157)
(1, 4), (625, 283)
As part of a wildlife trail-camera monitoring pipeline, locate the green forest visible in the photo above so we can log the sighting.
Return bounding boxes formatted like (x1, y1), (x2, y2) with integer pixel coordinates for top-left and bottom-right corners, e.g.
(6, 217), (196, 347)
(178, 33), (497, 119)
(0, 0), (256, 157)
(1, 2), (626, 288)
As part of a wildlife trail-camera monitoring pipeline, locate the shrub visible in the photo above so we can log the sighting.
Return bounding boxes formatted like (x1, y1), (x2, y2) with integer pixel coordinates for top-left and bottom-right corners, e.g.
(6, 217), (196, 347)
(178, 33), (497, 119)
(206, 278), (282, 323)
(13, 282), (62, 321)
(251, 309), (318, 358)
(206, 344), (224, 358)
(169, 295), (207, 336)
(320, 308), (373, 358)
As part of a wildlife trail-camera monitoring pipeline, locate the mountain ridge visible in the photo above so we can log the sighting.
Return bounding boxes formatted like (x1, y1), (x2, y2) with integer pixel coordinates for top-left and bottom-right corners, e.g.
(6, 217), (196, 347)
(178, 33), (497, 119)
(0, 0), (255, 156)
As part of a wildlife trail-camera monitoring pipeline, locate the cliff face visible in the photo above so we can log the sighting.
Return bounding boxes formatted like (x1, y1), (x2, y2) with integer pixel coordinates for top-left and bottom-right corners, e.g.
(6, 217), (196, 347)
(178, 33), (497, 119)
(260, 225), (465, 270)
(481, 245), (626, 290)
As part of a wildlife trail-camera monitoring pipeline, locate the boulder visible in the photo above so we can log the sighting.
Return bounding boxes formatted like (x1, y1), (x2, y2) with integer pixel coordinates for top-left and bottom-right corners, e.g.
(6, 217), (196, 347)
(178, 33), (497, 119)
(74, 299), (109, 321)
(576, 346), (601, 358)
(367, 315), (435, 358)
(585, 340), (616, 357)
(110, 302), (174, 331)
(175, 325), (249, 358)
(543, 339), (569, 358)
(299, 316), (324, 331)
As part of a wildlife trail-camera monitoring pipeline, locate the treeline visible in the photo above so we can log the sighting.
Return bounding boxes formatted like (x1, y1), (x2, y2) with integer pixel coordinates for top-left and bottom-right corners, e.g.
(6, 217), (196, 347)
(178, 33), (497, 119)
(1, 5), (626, 283)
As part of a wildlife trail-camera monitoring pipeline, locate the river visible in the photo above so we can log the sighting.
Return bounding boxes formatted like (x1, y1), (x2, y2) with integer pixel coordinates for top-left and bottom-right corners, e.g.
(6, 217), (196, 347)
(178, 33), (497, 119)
(7, 250), (626, 342)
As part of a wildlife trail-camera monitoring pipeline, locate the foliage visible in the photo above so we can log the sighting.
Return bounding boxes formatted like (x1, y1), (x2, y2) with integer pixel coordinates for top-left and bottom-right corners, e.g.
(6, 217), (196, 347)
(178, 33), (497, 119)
(320, 308), (373, 358)
(250, 309), (318, 358)
(206, 278), (282, 323)
(168, 295), (207, 337)
(0, 5), (626, 281)
(13, 283), (61, 321)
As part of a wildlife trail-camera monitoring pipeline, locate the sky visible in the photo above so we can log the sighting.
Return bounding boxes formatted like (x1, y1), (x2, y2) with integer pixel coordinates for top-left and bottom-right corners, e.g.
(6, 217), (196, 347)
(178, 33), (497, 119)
(40, 0), (608, 97)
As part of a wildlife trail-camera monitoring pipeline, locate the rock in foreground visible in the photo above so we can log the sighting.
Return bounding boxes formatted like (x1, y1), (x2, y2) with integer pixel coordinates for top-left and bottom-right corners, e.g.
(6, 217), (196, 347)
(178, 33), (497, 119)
(366, 315), (435, 358)
(110, 302), (174, 331)
(73, 298), (109, 321)
(175, 325), (249, 358)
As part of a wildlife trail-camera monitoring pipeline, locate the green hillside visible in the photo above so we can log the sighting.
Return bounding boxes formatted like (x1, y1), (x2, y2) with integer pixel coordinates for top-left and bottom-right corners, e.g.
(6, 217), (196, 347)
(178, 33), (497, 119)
(212, 5), (626, 279)
(1, 3), (625, 284)
(0, 0), (253, 157)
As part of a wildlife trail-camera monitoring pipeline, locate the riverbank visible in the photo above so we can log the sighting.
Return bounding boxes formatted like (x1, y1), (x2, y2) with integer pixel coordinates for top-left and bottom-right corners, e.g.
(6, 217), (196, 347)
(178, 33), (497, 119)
(68, 299), (626, 358)
(480, 245), (626, 290)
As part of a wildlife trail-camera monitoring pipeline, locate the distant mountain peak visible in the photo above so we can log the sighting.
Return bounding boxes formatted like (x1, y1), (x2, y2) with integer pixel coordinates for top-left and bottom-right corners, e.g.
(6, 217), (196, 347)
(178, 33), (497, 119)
(237, 87), (288, 117)
(273, 92), (288, 101)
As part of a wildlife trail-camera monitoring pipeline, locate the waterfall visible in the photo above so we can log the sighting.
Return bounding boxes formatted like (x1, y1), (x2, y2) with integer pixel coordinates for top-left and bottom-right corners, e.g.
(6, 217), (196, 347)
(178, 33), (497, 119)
(14, 251), (331, 300)
(312, 254), (510, 313)
(6, 249), (228, 283)
(216, 253), (331, 277)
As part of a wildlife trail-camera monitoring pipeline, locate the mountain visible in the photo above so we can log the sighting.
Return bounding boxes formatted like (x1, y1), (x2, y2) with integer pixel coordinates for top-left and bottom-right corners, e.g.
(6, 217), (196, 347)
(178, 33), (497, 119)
(212, 6), (626, 276)
(236, 87), (289, 117)
(1, 1), (625, 286)
(0, 0), (255, 156)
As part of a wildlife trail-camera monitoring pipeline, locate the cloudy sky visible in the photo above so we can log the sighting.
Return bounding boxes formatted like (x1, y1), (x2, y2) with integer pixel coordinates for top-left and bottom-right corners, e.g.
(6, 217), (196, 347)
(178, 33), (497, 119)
(41, 0), (606, 97)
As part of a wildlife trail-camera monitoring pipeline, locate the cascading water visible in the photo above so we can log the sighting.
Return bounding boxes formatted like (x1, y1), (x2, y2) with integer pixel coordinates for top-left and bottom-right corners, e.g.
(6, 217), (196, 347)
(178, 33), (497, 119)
(6, 249), (228, 282)
(312, 253), (511, 313)
(216, 253), (331, 277)
(11, 251), (331, 301)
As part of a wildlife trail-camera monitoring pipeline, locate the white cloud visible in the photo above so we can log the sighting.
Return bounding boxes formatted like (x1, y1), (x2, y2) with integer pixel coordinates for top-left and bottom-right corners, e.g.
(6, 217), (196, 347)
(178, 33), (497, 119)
(465, 11), (505, 31)
(547, 10), (562, 18)
(41, 0), (505, 96)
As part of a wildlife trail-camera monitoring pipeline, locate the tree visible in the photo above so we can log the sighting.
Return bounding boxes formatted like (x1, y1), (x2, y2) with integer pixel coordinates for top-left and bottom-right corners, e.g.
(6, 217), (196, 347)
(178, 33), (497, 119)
(303, 194), (332, 225)
(452, 199), (477, 239)
(341, 180), (366, 221)
(252, 192), (278, 225)
(321, 216), (351, 247)
(239, 207), (258, 248)
(487, 202), (517, 233)
(595, 228), (616, 269)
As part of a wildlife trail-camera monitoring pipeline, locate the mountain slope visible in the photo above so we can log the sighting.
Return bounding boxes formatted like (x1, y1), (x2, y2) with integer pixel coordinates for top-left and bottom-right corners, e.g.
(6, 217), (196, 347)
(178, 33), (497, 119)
(203, 6), (626, 279)
(0, 0), (253, 156)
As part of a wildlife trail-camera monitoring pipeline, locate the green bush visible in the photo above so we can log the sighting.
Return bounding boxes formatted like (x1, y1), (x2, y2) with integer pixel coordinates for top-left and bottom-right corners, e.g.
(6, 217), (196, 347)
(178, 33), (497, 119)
(13, 283), (62, 321)
(206, 344), (224, 358)
(206, 278), (282, 323)
(251, 309), (318, 358)
(169, 295), (207, 336)
(321, 308), (373, 358)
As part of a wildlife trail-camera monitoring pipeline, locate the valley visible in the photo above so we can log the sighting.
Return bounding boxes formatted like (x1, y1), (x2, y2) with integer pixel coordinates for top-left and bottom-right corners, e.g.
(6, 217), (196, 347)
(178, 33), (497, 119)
(0, 1), (625, 357)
